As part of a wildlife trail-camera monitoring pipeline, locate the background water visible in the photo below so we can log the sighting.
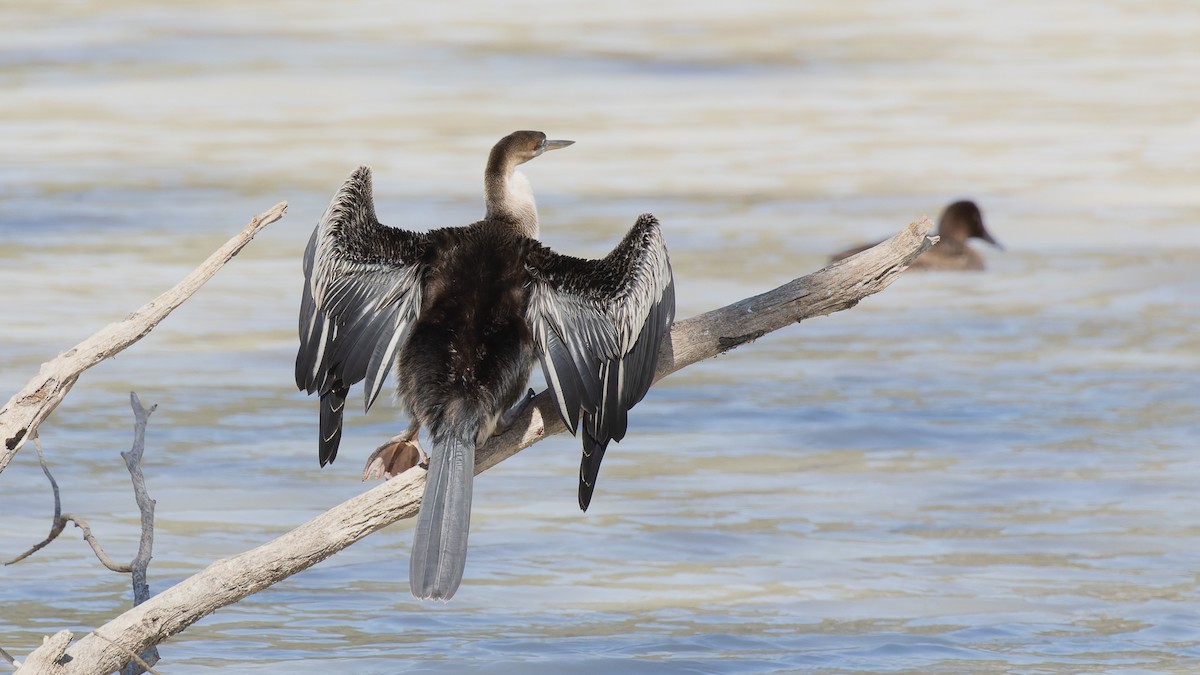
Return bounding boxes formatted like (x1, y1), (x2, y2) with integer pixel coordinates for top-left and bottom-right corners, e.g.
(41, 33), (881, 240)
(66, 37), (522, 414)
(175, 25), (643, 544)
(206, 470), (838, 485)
(2, 1), (1199, 673)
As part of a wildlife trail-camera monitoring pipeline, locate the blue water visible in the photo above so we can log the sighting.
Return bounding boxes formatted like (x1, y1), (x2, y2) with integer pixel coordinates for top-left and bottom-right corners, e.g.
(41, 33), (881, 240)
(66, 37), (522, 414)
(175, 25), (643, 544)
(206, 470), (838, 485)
(2, 0), (1199, 672)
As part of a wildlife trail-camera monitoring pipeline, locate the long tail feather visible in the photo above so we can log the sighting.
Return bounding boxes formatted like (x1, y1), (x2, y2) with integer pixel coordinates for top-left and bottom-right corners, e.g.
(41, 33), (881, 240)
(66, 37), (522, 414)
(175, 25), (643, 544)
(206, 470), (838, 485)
(410, 432), (475, 600)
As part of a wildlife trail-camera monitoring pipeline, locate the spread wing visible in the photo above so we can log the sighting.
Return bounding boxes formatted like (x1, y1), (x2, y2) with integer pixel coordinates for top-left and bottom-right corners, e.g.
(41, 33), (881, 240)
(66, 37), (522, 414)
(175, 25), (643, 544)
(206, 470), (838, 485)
(526, 214), (675, 511)
(295, 166), (427, 466)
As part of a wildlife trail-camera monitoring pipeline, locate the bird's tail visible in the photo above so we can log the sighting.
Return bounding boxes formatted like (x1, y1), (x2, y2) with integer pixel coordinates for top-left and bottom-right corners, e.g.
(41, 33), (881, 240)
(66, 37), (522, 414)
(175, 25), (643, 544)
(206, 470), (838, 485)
(410, 413), (480, 600)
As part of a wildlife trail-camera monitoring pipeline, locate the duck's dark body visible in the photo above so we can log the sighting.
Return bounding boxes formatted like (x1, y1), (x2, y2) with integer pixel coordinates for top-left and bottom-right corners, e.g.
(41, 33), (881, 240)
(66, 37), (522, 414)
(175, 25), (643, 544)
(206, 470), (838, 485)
(296, 131), (674, 600)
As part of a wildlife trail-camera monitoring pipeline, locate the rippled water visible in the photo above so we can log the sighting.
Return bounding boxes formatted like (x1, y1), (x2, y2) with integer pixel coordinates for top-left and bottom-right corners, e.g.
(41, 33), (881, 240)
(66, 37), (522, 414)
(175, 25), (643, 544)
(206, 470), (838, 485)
(2, 1), (1199, 672)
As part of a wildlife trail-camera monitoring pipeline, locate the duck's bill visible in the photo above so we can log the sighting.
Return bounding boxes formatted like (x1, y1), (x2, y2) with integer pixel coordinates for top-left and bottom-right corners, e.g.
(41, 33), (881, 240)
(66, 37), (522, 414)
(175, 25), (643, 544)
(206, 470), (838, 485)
(543, 139), (575, 151)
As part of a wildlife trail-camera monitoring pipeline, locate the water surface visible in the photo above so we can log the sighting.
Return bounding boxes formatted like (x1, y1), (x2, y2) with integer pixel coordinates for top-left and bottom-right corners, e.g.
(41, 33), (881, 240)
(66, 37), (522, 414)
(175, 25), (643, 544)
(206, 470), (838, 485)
(1, 1), (1199, 672)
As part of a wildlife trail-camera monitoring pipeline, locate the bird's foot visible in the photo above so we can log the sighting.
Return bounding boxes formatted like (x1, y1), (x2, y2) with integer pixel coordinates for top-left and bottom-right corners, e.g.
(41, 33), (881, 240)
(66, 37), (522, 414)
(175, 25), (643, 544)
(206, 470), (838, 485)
(497, 388), (537, 436)
(362, 430), (427, 480)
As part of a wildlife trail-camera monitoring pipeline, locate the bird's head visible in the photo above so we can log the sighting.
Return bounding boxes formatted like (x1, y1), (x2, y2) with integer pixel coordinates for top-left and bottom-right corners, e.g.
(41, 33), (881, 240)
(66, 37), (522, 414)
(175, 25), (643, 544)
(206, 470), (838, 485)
(940, 200), (1002, 249)
(490, 130), (574, 170)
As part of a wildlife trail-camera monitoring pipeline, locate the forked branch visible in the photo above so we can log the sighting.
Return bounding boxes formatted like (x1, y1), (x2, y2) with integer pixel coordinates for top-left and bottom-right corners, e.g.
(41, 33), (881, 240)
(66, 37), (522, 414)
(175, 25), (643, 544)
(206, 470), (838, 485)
(17, 216), (934, 675)
(7, 394), (162, 674)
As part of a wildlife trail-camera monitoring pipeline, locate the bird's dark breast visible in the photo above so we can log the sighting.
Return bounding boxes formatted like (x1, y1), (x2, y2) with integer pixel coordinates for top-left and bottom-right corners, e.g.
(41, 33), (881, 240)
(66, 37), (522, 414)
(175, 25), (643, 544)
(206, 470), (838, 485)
(397, 226), (535, 428)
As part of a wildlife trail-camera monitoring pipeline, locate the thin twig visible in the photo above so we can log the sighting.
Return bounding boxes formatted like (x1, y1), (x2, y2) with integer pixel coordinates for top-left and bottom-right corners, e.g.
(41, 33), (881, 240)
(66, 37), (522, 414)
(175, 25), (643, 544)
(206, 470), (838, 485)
(65, 515), (133, 573)
(0, 645), (18, 670)
(4, 438), (66, 566)
(3, 436), (133, 571)
(91, 632), (161, 675)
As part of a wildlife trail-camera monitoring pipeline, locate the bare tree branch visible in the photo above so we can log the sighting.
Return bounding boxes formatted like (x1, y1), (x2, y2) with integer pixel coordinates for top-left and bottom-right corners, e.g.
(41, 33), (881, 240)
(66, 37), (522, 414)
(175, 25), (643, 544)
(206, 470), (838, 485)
(4, 436), (133, 572)
(4, 439), (65, 566)
(65, 516), (133, 574)
(119, 392), (159, 675)
(121, 392), (158, 606)
(93, 631), (160, 675)
(9, 395), (163, 674)
(1, 645), (18, 670)
(0, 202), (288, 476)
(4, 403), (158, 577)
(13, 217), (933, 675)
(1, 437), (134, 573)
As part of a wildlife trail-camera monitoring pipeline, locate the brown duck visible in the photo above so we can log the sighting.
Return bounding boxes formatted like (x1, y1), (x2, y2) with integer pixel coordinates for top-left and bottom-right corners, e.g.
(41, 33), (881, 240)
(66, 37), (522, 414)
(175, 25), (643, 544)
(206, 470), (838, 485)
(831, 200), (1001, 271)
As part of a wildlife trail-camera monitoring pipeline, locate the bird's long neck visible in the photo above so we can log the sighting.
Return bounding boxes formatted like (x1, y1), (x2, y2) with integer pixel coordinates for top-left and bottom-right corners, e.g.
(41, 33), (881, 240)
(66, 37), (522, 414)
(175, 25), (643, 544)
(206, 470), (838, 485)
(485, 159), (539, 239)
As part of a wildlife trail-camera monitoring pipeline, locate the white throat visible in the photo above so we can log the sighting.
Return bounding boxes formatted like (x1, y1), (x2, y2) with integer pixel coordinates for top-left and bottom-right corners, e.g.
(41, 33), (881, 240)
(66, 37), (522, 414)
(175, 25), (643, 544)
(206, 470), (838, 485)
(505, 170), (539, 238)
(506, 169), (540, 237)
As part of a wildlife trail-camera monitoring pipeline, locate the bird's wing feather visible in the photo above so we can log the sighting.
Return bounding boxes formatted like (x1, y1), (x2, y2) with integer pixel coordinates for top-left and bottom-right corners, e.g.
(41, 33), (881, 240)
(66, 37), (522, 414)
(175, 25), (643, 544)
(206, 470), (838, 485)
(525, 214), (675, 510)
(295, 166), (426, 465)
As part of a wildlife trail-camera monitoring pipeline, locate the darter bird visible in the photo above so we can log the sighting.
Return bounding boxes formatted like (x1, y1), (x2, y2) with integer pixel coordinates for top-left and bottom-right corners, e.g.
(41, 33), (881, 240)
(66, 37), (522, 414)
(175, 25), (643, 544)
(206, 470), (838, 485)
(296, 131), (675, 600)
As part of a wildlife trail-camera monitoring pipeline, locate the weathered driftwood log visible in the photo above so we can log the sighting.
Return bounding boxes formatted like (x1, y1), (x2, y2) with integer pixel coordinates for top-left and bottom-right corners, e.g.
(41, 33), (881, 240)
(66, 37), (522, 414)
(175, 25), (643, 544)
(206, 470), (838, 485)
(0, 202), (289, 476)
(16, 217), (934, 675)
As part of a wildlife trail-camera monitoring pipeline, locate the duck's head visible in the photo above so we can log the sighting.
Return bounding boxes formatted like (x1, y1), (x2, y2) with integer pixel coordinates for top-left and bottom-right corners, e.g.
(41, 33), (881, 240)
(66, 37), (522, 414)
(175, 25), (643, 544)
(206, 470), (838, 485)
(939, 200), (1002, 249)
(488, 130), (574, 171)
